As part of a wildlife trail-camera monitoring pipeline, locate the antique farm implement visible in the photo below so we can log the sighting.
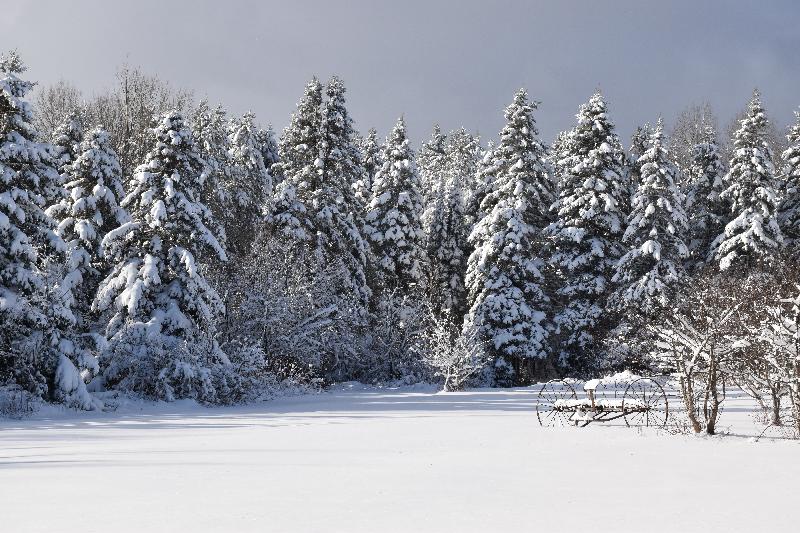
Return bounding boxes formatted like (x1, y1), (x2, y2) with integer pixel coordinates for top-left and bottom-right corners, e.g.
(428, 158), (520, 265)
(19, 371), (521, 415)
(535, 378), (669, 427)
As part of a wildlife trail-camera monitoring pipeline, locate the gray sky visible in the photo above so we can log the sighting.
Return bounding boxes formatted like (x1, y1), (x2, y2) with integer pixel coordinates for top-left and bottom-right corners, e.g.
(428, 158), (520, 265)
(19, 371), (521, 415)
(4, 0), (800, 146)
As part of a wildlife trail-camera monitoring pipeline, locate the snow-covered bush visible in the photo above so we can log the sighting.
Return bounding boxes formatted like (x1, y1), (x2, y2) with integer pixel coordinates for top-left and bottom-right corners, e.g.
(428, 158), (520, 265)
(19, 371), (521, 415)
(418, 315), (488, 391)
(0, 385), (39, 419)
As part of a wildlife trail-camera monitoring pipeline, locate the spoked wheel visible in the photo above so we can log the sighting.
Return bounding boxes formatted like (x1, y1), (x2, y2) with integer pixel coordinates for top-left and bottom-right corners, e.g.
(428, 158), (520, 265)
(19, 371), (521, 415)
(536, 379), (578, 427)
(622, 378), (669, 427)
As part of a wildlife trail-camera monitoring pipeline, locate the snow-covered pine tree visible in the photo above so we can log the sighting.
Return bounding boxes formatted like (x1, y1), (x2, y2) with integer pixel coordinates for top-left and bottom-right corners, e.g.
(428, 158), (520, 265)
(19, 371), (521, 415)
(192, 101), (232, 219)
(271, 78), (323, 243)
(425, 128), (480, 321)
(94, 112), (228, 401)
(312, 76), (371, 303)
(271, 77), (370, 303)
(0, 52), (92, 407)
(778, 110), (800, 252)
(546, 93), (629, 364)
(354, 127), (381, 210)
(548, 130), (572, 194)
(713, 91), (783, 271)
(418, 124), (449, 233)
(627, 124), (652, 193)
(464, 89), (555, 379)
(612, 119), (689, 314)
(226, 112), (273, 256)
(446, 128), (481, 202)
(51, 112), (84, 176)
(46, 127), (129, 326)
(255, 125), (280, 171)
(685, 124), (727, 266)
(365, 117), (426, 294)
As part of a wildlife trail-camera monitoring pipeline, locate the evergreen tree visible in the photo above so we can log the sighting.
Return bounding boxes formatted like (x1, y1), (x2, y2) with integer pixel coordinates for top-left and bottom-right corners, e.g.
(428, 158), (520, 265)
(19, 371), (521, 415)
(685, 124), (727, 266)
(313, 76), (371, 303)
(94, 112), (228, 401)
(446, 128), (481, 200)
(354, 127), (381, 210)
(0, 52), (87, 405)
(272, 78), (323, 242)
(627, 124), (652, 192)
(272, 77), (370, 303)
(227, 112), (273, 256)
(365, 117), (426, 293)
(425, 128), (481, 321)
(548, 130), (572, 194)
(778, 110), (800, 251)
(464, 89), (554, 373)
(612, 120), (689, 313)
(191, 100), (232, 257)
(51, 112), (84, 176)
(418, 124), (449, 232)
(713, 91), (783, 271)
(546, 93), (628, 363)
(255, 125), (280, 171)
(46, 128), (129, 325)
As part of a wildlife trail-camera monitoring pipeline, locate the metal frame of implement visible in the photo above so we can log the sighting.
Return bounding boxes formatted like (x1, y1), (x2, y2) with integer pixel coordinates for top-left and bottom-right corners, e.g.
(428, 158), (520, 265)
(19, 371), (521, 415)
(535, 377), (669, 428)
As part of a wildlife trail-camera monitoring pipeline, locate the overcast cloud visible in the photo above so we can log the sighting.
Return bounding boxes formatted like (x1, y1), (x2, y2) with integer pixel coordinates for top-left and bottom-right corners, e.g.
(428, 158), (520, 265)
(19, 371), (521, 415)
(3, 0), (799, 145)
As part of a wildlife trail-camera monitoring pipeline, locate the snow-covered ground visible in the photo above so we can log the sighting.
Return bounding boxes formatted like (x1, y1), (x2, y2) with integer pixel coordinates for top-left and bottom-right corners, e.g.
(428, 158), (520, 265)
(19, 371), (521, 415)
(1, 383), (797, 532)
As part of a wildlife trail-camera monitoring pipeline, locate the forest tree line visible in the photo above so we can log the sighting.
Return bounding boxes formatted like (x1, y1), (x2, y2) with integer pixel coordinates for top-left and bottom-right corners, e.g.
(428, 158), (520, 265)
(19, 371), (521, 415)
(1, 51), (799, 432)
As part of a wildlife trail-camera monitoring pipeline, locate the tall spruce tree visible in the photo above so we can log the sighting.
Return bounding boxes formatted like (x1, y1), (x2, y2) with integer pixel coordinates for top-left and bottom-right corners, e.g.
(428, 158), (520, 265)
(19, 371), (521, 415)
(713, 91), (783, 271)
(778, 110), (800, 251)
(685, 124), (727, 266)
(46, 128), (129, 326)
(271, 77), (370, 303)
(191, 100), (233, 242)
(227, 112), (273, 256)
(464, 89), (555, 374)
(0, 52), (87, 405)
(51, 112), (84, 177)
(418, 124), (449, 233)
(425, 130), (476, 321)
(612, 120), (689, 313)
(546, 93), (628, 363)
(272, 78), (323, 242)
(628, 124), (652, 192)
(365, 117), (426, 294)
(313, 76), (371, 303)
(354, 127), (382, 210)
(94, 112), (227, 401)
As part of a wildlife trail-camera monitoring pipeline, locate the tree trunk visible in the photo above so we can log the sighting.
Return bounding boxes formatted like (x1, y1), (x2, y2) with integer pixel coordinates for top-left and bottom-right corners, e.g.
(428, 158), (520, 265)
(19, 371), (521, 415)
(680, 375), (702, 433)
(770, 385), (782, 426)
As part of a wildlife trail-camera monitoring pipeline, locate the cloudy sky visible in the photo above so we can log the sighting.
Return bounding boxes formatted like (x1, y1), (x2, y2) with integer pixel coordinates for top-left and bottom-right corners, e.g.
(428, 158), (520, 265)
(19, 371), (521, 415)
(4, 0), (799, 145)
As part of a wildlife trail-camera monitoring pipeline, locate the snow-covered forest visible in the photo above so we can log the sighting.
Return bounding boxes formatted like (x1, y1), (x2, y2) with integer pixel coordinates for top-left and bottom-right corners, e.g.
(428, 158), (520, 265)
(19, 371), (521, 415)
(2, 50), (800, 436)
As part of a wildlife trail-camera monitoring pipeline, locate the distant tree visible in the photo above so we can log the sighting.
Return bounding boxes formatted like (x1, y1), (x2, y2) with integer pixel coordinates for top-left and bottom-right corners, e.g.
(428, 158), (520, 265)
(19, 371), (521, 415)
(668, 102), (717, 178)
(32, 79), (83, 141)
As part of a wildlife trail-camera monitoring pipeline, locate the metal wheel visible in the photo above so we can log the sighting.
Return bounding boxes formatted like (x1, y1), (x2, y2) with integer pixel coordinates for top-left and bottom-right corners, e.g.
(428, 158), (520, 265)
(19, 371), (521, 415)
(536, 379), (578, 427)
(622, 378), (669, 427)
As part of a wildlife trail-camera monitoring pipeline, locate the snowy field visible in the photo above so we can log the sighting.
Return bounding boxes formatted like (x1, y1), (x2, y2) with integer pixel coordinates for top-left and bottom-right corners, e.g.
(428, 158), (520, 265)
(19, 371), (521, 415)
(1, 384), (797, 533)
